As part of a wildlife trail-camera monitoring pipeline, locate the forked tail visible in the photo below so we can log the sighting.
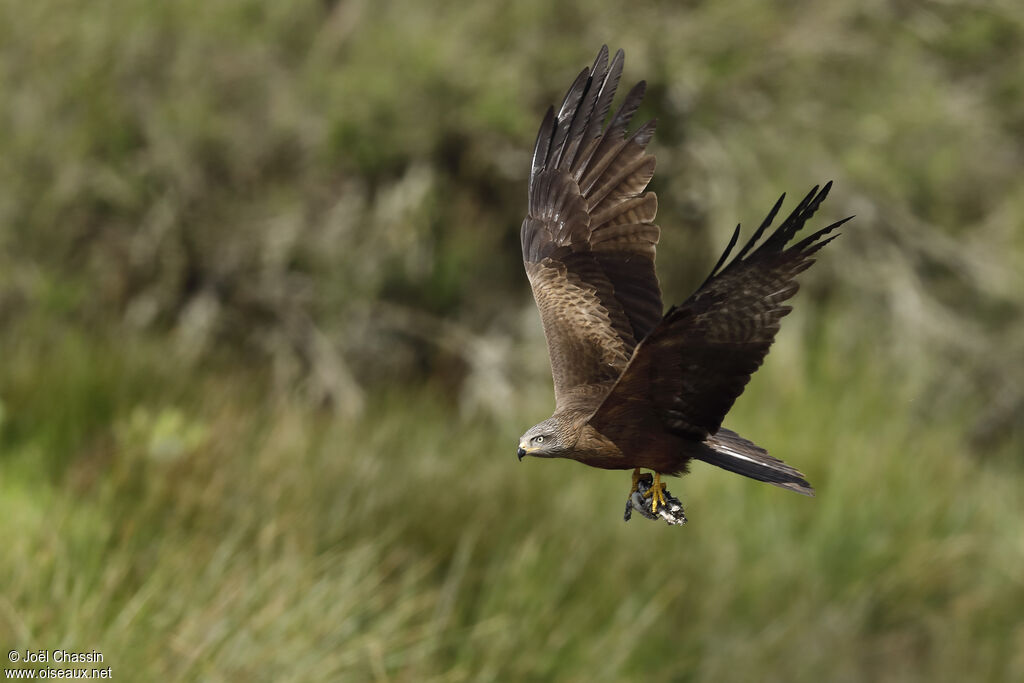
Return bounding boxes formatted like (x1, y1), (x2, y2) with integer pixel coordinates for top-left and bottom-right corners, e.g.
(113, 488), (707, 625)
(697, 428), (815, 496)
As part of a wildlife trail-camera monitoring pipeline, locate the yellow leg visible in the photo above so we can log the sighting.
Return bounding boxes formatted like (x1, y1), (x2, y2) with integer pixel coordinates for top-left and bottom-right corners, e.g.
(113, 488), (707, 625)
(643, 472), (667, 513)
(629, 468), (643, 495)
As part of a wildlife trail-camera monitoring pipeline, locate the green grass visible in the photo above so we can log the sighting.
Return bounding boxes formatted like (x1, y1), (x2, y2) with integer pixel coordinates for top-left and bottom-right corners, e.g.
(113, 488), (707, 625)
(1, 320), (1021, 682)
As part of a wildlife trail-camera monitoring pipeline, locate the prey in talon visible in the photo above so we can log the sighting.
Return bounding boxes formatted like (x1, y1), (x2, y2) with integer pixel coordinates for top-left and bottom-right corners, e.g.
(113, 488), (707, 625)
(624, 474), (687, 526)
(514, 46), (849, 524)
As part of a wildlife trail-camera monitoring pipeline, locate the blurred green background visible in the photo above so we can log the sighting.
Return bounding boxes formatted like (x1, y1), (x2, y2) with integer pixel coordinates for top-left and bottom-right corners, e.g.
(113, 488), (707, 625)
(1, 0), (1023, 680)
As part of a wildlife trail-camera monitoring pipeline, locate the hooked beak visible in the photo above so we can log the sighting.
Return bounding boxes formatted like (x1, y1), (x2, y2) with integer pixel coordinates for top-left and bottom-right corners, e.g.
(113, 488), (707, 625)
(517, 447), (527, 461)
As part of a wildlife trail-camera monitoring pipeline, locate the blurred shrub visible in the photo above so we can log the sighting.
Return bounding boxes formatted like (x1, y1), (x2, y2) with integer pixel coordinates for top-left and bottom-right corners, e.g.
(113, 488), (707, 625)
(115, 407), (208, 463)
(0, 0), (1021, 444)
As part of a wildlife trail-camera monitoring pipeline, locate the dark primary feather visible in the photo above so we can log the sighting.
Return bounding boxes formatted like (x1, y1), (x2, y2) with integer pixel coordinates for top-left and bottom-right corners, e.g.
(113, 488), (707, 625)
(521, 46), (663, 410)
(590, 184), (853, 440)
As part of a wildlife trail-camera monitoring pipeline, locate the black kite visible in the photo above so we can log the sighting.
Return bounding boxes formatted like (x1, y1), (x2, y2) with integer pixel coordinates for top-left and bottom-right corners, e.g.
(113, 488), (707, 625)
(516, 47), (851, 515)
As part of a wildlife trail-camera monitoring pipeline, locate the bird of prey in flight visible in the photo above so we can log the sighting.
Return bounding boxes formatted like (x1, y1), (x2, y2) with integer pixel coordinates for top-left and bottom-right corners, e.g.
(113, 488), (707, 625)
(516, 46), (851, 516)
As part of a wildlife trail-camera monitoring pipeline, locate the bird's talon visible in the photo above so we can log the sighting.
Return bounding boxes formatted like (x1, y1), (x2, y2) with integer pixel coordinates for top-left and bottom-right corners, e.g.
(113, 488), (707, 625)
(642, 473), (667, 513)
(649, 484), (666, 512)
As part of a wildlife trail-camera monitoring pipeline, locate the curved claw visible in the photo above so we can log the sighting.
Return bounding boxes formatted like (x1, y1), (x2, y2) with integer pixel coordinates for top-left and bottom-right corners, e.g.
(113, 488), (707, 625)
(643, 473), (667, 513)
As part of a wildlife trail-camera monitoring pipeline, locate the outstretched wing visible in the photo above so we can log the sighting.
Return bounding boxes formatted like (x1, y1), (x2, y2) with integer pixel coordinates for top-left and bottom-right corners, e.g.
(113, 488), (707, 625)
(590, 183), (852, 439)
(523, 46), (662, 411)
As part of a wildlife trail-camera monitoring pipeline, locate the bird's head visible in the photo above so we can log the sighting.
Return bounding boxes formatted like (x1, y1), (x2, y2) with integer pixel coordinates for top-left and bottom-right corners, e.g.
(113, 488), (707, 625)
(517, 418), (567, 460)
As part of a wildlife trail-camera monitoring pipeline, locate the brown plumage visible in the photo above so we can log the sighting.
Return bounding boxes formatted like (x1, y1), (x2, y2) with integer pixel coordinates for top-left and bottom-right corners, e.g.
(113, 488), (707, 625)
(516, 46), (852, 506)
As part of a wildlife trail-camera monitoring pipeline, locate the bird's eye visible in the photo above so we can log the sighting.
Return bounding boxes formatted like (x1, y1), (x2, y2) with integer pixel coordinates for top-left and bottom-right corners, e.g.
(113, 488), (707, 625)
(534, 435), (544, 444)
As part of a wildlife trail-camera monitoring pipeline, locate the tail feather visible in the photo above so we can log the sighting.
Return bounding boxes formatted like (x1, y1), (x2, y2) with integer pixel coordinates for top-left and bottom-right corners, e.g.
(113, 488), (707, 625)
(697, 428), (815, 496)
